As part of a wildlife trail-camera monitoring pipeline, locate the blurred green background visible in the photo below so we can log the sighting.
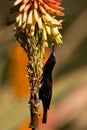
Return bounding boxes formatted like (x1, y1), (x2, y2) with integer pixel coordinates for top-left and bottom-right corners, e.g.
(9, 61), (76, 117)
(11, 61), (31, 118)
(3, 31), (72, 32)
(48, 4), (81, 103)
(0, 0), (87, 130)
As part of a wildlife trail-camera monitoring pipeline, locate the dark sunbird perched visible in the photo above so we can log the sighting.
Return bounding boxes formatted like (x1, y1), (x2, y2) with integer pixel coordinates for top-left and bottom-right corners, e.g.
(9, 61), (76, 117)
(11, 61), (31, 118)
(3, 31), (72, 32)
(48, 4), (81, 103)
(39, 45), (56, 123)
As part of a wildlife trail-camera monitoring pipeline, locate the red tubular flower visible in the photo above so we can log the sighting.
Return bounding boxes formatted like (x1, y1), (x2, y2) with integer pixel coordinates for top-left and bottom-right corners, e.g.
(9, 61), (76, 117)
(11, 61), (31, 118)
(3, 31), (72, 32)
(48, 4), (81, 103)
(13, 0), (64, 46)
(40, 0), (64, 16)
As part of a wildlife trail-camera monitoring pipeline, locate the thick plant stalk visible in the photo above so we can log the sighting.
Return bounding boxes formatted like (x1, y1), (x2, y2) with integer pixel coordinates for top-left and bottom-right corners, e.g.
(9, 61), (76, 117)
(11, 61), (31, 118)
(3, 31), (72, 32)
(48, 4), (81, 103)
(27, 38), (44, 130)
(15, 29), (45, 129)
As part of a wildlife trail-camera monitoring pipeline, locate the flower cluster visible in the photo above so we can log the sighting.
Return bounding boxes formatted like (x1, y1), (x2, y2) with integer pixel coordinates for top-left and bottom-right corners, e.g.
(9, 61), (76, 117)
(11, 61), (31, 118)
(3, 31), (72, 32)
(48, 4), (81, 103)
(13, 0), (64, 46)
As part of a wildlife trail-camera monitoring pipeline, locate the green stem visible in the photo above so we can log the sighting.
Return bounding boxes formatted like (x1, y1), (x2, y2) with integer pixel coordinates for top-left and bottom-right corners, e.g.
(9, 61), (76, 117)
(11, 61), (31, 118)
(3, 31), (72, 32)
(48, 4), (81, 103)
(26, 38), (45, 130)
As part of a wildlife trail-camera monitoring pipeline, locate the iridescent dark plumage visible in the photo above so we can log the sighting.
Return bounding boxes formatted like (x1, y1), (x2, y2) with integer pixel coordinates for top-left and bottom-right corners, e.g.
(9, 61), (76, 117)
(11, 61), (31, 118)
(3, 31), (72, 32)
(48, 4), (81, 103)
(39, 45), (56, 123)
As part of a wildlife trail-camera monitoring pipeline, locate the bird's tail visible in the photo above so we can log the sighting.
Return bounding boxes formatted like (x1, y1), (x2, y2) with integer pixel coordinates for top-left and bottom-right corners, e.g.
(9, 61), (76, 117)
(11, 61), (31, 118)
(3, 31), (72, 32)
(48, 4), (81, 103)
(42, 108), (48, 123)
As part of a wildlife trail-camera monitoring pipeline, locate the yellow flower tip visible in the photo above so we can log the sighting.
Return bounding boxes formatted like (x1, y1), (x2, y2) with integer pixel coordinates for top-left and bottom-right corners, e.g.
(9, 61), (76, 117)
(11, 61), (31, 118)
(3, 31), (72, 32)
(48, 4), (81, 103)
(42, 27), (47, 41)
(55, 35), (63, 45)
(43, 41), (48, 48)
(52, 27), (59, 36)
(38, 17), (43, 30)
(46, 26), (51, 35)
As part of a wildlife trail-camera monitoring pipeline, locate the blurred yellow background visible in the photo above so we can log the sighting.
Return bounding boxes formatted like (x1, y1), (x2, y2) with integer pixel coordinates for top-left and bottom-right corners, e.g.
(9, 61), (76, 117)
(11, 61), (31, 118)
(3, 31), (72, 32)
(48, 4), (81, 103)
(0, 0), (87, 130)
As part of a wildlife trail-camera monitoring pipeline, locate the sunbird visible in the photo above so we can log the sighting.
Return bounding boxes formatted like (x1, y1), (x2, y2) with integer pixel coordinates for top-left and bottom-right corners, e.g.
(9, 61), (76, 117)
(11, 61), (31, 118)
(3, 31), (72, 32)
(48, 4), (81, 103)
(39, 45), (56, 123)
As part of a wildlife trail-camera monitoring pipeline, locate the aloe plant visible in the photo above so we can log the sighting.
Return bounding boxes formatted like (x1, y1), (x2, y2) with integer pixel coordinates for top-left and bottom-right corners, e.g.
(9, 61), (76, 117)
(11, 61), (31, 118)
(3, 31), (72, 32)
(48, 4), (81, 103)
(8, 0), (64, 129)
